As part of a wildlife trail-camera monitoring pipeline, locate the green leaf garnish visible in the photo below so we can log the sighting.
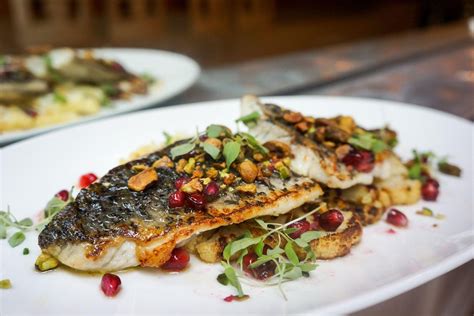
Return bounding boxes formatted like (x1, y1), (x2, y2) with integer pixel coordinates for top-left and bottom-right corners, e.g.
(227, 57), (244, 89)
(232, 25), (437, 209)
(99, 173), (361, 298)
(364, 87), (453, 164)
(140, 73), (155, 84)
(202, 143), (220, 160)
(223, 141), (241, 168)
(217, 273), (229, 286)
(349, 132), (388, 153)
(284, 243), (299, 265)
(0, 224), (6, 239)
(170, 143), (195, 160)
(8, 231), (25, 248)
(53, 92), (67, 104)
(163, 131), (173, 145)
(23, 248), (30, 255)
(236, 111), (260, 125)
(239, 132), (269, 155)
(206, 124), (231, 138)
(223, 262), (245, 297)
(17, 218), (33, 227)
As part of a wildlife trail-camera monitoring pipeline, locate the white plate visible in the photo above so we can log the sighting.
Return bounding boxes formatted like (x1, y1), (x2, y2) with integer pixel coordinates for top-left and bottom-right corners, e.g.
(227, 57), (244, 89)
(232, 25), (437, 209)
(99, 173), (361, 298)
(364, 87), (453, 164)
(0, 48), (200, 145)
(0, 96), (472, 315)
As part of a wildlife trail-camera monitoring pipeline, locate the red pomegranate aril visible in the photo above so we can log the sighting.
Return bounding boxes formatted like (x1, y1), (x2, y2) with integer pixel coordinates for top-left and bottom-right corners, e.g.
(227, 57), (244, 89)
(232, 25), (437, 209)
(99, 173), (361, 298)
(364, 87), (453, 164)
(319, 209), (344, 232)
(162, 248), (190, 271)
(101, 273), (121, 297)
(421, 179), (439, 201)
(242, 252), (258, 274)
(79, 173), (98, 188)
(56, 190), (69, 201)
(186, 193), (206, 210)
(251, 260), (276, 280)
(168, 191), (186, 208)
(175, 177), (190, 190)
(386, 208), (408, 227)
(203, 181), (220, 200)
(342, 150), (375, 173)
(288, 220), (311, 239)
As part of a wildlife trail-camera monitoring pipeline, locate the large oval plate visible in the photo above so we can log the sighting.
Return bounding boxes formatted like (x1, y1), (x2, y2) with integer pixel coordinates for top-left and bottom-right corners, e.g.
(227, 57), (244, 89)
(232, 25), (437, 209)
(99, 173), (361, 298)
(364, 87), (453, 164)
(0, 96), (472, 315)
(0, 48), (200, 145)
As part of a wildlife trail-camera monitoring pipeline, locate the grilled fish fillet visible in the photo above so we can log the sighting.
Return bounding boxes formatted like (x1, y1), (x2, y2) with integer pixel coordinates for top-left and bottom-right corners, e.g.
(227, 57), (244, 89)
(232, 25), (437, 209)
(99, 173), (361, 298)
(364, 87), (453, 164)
(241, 95), (407, 189)
(38, 134), (323, 272)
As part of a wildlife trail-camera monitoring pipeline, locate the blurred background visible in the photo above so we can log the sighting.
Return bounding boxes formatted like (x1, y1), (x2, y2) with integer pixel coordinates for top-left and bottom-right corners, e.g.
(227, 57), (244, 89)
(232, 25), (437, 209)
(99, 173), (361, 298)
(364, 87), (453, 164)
(0, 0), (471, 66)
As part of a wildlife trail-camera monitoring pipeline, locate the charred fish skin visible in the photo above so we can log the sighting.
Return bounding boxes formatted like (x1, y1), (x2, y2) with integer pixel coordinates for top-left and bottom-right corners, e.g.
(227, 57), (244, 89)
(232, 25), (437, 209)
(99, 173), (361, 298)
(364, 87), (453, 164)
(240, 95), (407, 189)
(38, 131), (323, 272)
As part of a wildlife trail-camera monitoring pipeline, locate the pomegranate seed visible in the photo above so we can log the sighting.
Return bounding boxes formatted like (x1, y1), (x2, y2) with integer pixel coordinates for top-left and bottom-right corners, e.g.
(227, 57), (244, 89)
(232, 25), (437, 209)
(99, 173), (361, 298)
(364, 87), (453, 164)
(56, 190), (69, 201)
(242, 251), (275, 280)
(175, 177), (190, 190)
(203, 181), (219, 200)
(186, 193), (206, 210)
(386, 208), (408, 227)
(110, 61), (125, 72)
(168, 191), (186, 208)
(386, 228), (397, 234)
(288, 220), (310, 239)
(310, 214), (320, 230)
(100, 273), (121, 297)
(162, 248), (190, 271)
(342, 149), (375, 172)
(319, 209), (344, 232)
(421, 179), (439, 201)
(242, 252), (258, 274)
(199, 134), (208, 142)
(79, 173), (98, 188)
(223, 294), (249, 302)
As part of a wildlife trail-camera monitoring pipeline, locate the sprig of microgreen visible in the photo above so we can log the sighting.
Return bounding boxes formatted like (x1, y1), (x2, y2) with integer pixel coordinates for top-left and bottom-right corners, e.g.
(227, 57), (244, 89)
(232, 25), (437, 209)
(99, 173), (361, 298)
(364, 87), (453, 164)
(218, 206), (326, 300)
(0, 188), (74, 248)
(168, 125), (269, 170)
(407, 150), (461, 179)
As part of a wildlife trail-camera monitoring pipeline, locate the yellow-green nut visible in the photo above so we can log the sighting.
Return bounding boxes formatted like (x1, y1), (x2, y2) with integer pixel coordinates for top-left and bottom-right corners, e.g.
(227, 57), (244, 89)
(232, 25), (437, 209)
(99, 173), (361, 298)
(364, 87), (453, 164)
(0, 279), (12, 289)
(183, 158), (195, 174)
(35, 253), (59, 272)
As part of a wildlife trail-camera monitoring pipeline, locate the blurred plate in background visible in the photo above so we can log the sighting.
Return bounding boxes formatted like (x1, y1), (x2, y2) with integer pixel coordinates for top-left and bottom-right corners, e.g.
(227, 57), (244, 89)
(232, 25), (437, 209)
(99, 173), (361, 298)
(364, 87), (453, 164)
(0, 48), (200, 145)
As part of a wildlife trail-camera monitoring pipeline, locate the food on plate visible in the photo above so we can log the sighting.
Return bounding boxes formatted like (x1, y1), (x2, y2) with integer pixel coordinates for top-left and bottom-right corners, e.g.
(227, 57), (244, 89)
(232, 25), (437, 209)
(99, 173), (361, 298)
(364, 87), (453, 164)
(0, 96), (463, 300)
(38, 125), (323, 272)
(240, 95), (411, 189)
(186, 202), (362, 263)
(0, 48), (157, 133)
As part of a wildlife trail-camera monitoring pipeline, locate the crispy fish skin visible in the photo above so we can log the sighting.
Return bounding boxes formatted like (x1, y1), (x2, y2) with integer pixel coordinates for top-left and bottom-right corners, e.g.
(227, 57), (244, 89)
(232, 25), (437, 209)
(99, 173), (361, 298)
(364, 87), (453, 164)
(38, 140), (322, 272)
(241, 95), (407, 189)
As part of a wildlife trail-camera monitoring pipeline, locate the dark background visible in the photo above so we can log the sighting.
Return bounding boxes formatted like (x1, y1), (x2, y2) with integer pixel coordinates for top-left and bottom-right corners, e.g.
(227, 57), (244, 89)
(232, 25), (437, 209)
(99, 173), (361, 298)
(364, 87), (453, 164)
(0, 0), (470, 66)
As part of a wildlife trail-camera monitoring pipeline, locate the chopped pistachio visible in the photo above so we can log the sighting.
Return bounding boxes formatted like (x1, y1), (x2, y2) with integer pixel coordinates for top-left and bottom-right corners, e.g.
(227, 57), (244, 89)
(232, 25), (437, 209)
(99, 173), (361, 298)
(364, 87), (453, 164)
(223, 173), (237, 185)
(152, 156), (174, 169)
(0, 279), (11, 289)
(181, 178), (203, 193)
(206, 168), (218, 179)
(275, 161), (290, 179)
(201, 177), (211, 185)
(183, 158), (196, 174)
(237, 160), (258, 183)
(128, 168), (158, 191)
(131, 164), (148, 171)
(35, 253), (59, 272)
(176, 159), (187, 173)
(236, 184), (257, 194)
